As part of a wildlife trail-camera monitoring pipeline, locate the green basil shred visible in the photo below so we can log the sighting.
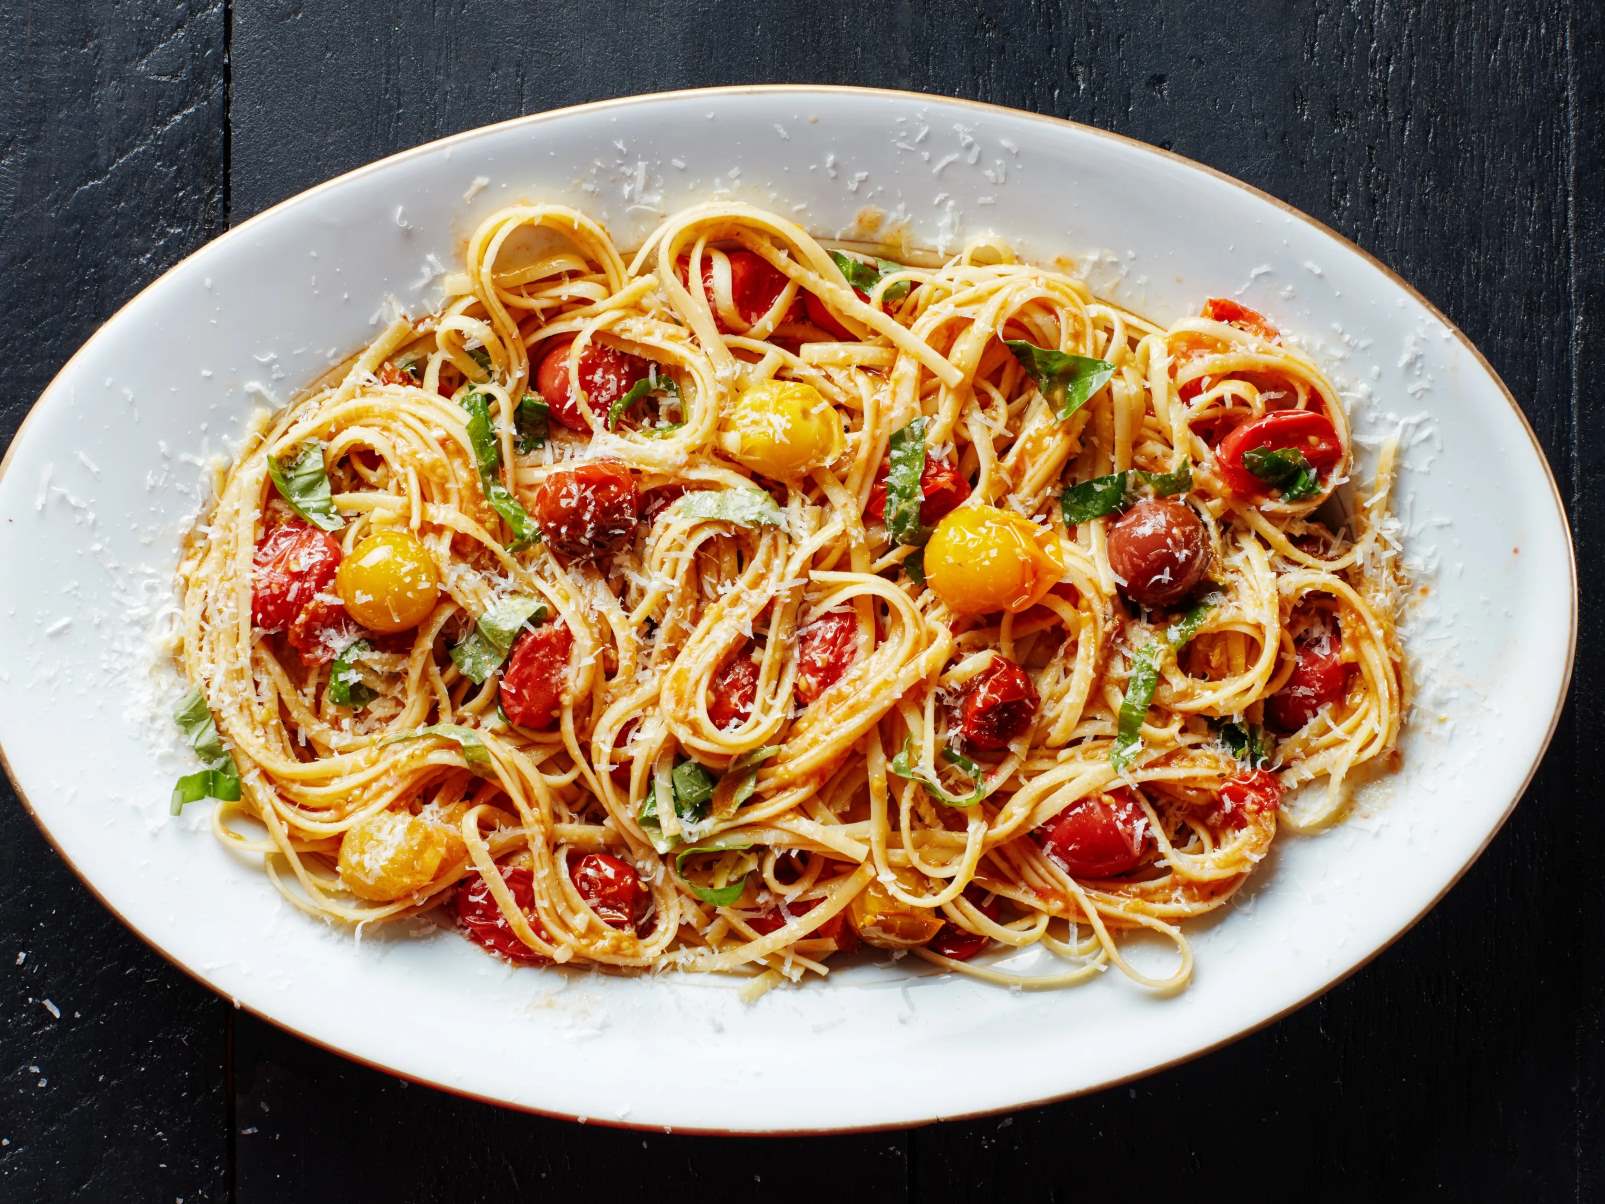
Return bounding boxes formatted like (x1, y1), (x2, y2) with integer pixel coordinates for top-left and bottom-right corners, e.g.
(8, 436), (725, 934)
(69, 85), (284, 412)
(1060, 463), (1193, 524)
(265, 440), (344, 532)
(462, 391), (540, 549)
(450, 596), (548, 685)
(889, 737), (985, 807)
(170, 689), (241, 815)
(328, 639), (378, 708)
(674, 838), (755, 907)
(514, 394), (549, 452)
(883, 416), (928, 546)
(639, 759), (719, 848)
(828, 250), (913, 303)
(1218, 720), (1272, 769)
(607, 371), (680, 431)
(1242, 446), (1320, 500)
(1111, 599), (1215, 772)
(1004, 340), (1116, 420)
(383, 724), (495, 777)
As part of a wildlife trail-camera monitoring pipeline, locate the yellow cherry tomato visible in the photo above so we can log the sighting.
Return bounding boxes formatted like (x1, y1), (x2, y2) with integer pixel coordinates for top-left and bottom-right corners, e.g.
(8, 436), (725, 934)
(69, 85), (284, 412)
(337, 810), (451, 902)
(335, 529), (439, 633)
(849, 870), (945, 950)
(721, 380), (844, 480)
(923, 505), (1062, 615)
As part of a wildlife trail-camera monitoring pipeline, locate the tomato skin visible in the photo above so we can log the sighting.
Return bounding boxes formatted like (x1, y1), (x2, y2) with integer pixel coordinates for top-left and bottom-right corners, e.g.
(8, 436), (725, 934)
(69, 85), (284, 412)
(708, 653), (759, 730)
(795, 608), (859, 704)
(679, 250), (790, 333)
(499, 624), (573, 730)
(1217, 410), (1343, 498)
(802, 291), (858, 340)
(1266, 632), (1351, 732)
(748, 897), (857, 951)
(929, 898), (1002, 962)
(570, 852), (647, 931)
(1040, 789), (1153, 878)
(530, 460), (639, 560)
(457, 867), (551, 964)
(609, 718), (639, 787)
(251, 519), (343, 633)
(865, 455), (972, 527)
(1202, 296), (1279, 341)
(1106, 498), (1212, 609)
(284, 595), (351, 661)
(534, 337), (651, 431)
(956, 656), (1040, 751)
(1216, 769), (1283, 828)
(640, 485), (688, 525)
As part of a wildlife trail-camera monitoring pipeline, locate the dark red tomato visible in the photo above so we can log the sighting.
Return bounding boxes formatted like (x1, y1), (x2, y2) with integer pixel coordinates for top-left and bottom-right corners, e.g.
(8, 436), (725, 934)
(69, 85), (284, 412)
(1215, 769), (1283, 829)
(457, 866), (551, 964)
(609, 718), (639, 787)
(802, 291), (859, 340)
(1217, 410), (1343, 498)
(680, 250), (790, 333)
(251, 519), (342, 633)
(640, 485), (688, 525)
(534, 337), (652, 432)
(749, 897), (857, 951)
(1202, 296), (1280, 341)
(865, 455), (971, 527)
(284, 595), (351, 661)
(1266, 631), (1351, 732)
(795, 608), (859, 704)
(569, 852), (646, 931)
(708, 652), (759, 730)
(499, 624), (573, 730)
(1040, 789), (1153, 878)
(957, 656), (1040, 751)
(1106, 498), (1212, 610)
(529, 460), (639, 560)
(930, 898), (1001, 962)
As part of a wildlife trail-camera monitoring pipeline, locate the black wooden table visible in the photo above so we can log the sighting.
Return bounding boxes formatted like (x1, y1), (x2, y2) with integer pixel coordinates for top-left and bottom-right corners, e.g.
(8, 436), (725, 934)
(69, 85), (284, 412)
(1, 3), (1596, 1200)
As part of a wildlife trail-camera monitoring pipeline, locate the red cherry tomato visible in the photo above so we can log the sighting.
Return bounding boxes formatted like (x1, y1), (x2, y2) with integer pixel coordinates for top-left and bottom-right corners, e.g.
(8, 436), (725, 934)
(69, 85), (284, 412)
(956, 656), (1040, 751)
(529, 460), (639, 560)
(1215, 769), (1283, 829)
(376, 361), (419, 387)
(640, 485), (688, 525)
(284, 595), (351, 661)
(1266, 631), (1351, 733)
(251, 519), (342, 633)
(795, 608), (859, 704)
(1106, 498), (1212, 610)
(533, 337), (651, 432)
(679, 250), (790, 333)
(569, 852), (646, 931)
(499, 624), (573, 730)
(929, 897), (1002, 962)
(1040, 789), (1153, 878)
(457, 866), (551, 964)
(708, 652), (759, 730)
(748, 897), (857, 951)
(1217, 410), (1343, 498)
(609, 718), (639, 787)
(802, 291), (860, 340)
(1202, 296), (1280, 341)
(865, 455), (972, 527)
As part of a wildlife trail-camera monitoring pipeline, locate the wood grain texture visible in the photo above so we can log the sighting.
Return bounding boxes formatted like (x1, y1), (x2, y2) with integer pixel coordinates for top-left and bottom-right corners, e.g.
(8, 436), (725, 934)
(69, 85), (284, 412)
(0, 2), (230, 1201)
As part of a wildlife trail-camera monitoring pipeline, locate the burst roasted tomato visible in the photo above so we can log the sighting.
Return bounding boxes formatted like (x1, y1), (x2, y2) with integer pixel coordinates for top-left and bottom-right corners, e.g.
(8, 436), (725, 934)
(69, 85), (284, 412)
(864, 455), (971, 527)
(1217, 410), (1343, 498)
(802, 291), (857, 340)
(609, 718), (639, 786)
(1215, 769), (1283, 828)
(533, 337), (652, 431)
(284, 595), (351, 661)
(748, 897), (857, 950)
(499, 624), (573, 730)
(679, 249), (791, 334)
(456, 866), (551, 964)
(708, 652), (760, 730)
(929, 897), (1002, 962)
(1202, 296), (1280, 342)
(1266, 630), (1351, 732)
(956, 656), (1040, 751)
(795, 608), (859, 704)
(1106, 498), (1212, 610)
(251, 518), (342, 633)
(530, 460), (639, 560)
(1039, 789), (1153, 878)
(640, 485), (688, 524)
(569, 852), (646, 931)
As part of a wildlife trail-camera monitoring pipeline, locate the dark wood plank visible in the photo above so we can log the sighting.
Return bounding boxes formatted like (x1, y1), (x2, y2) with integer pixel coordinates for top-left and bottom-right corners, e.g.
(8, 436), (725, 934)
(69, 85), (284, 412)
(0, 1), (230, 1200)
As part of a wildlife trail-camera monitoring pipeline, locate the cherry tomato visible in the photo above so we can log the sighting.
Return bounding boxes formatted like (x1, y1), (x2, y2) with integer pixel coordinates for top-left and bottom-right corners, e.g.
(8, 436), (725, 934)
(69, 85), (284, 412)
(285, 595), (351, 661)
(1215, 769), (1283, 829)
(376, 360), (420, 387)
(795, 608), (859, 704)
(1202, 296), (1280, 341)
(456, 866), (551, 964)
(802, 291), (859, 340)
(530, 460), (639, 560)
(707, 652), (759, 730)
(1217, 410), (1343, 498)
(1266, 631), (1351, 732)
(679, 250), (790, 333)
(533, 337), (651, 432)
(865, 455), (972, 527)
(609, 718), (639, 787)
(251, 519), (342, 633)
(748, 897), (857, 951)
(956, 656), (1040, 751)
(1106, 498), (1212, 610)
(929, 897), (1002, 961)
(499, 624), (573, 730)
(1040, 789), (1153, 878)
(640, 485), (688, 525)
(569, 852), (646, 931)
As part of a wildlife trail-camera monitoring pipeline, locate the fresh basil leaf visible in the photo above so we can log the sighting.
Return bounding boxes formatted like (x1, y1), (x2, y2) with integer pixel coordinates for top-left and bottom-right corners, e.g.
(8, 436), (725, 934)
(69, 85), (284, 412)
(171, 765), (241, 814)
(396, 354), (423, 382)
(1163, 599), (1214, 647)
(1004, 340), (1116, 420)
(675, 488), (785, 528)
(675, 838), (756, 907)
(876, 259), (914, 303)
(514, 394), (549, 452)
(884, 417), (928, 546)
(328, 639), (378, 708)
(175, 688), (225, 763)
(607, 371), (679, 432)
(468, 346), (493, 377)
(463, 391), (540, 550)
(171, 689), (241, 814)
(1139, 462), (1193, 497)
(639, 758), (720, 846)
(265, 441), (343, 533)
(903, 547), (926, 586)
(449, 596), (548, 685)
(889, 738), (985, 808)
(1218, 720), (1272, 769)
(1111, 599), (1215, 771)
(827, 251), (913, 303)
(723, 746), (778, 811)
(1243, 446), (1320, 501)
(384, 724), (495, 777)
(1061, 471), (1129, 524)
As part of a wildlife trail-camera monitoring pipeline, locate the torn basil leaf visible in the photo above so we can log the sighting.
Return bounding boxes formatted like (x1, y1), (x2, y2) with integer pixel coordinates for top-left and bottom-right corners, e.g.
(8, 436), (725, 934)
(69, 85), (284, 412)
(889, 738), (985, 808)
(265, 440), (344, 532)
(903, 547), (926, 586)
(1141, 462), (1193, 497)
(1218, 720), (1272, 769)
(1111, 598), (1215, 771)
(1243, 446), (1320, 501)
(449, 596), (548, 684)
(463, 391), (541, 550)
(328, 639), (378, 708)
(384, 724), (495, 777)
(675, 837), (756, 907)
(607, 371), (679, 431)
(1004, 340), (1116, 420)
(514, 394), (549, 452)
(170, 689), (241, 815)
(828, 250), (914, 303)
(639, 758), (720, 846)
(1062, 471), (1129, 524)
(675, 488), (785, 528)
(884, 416), (928, 546)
